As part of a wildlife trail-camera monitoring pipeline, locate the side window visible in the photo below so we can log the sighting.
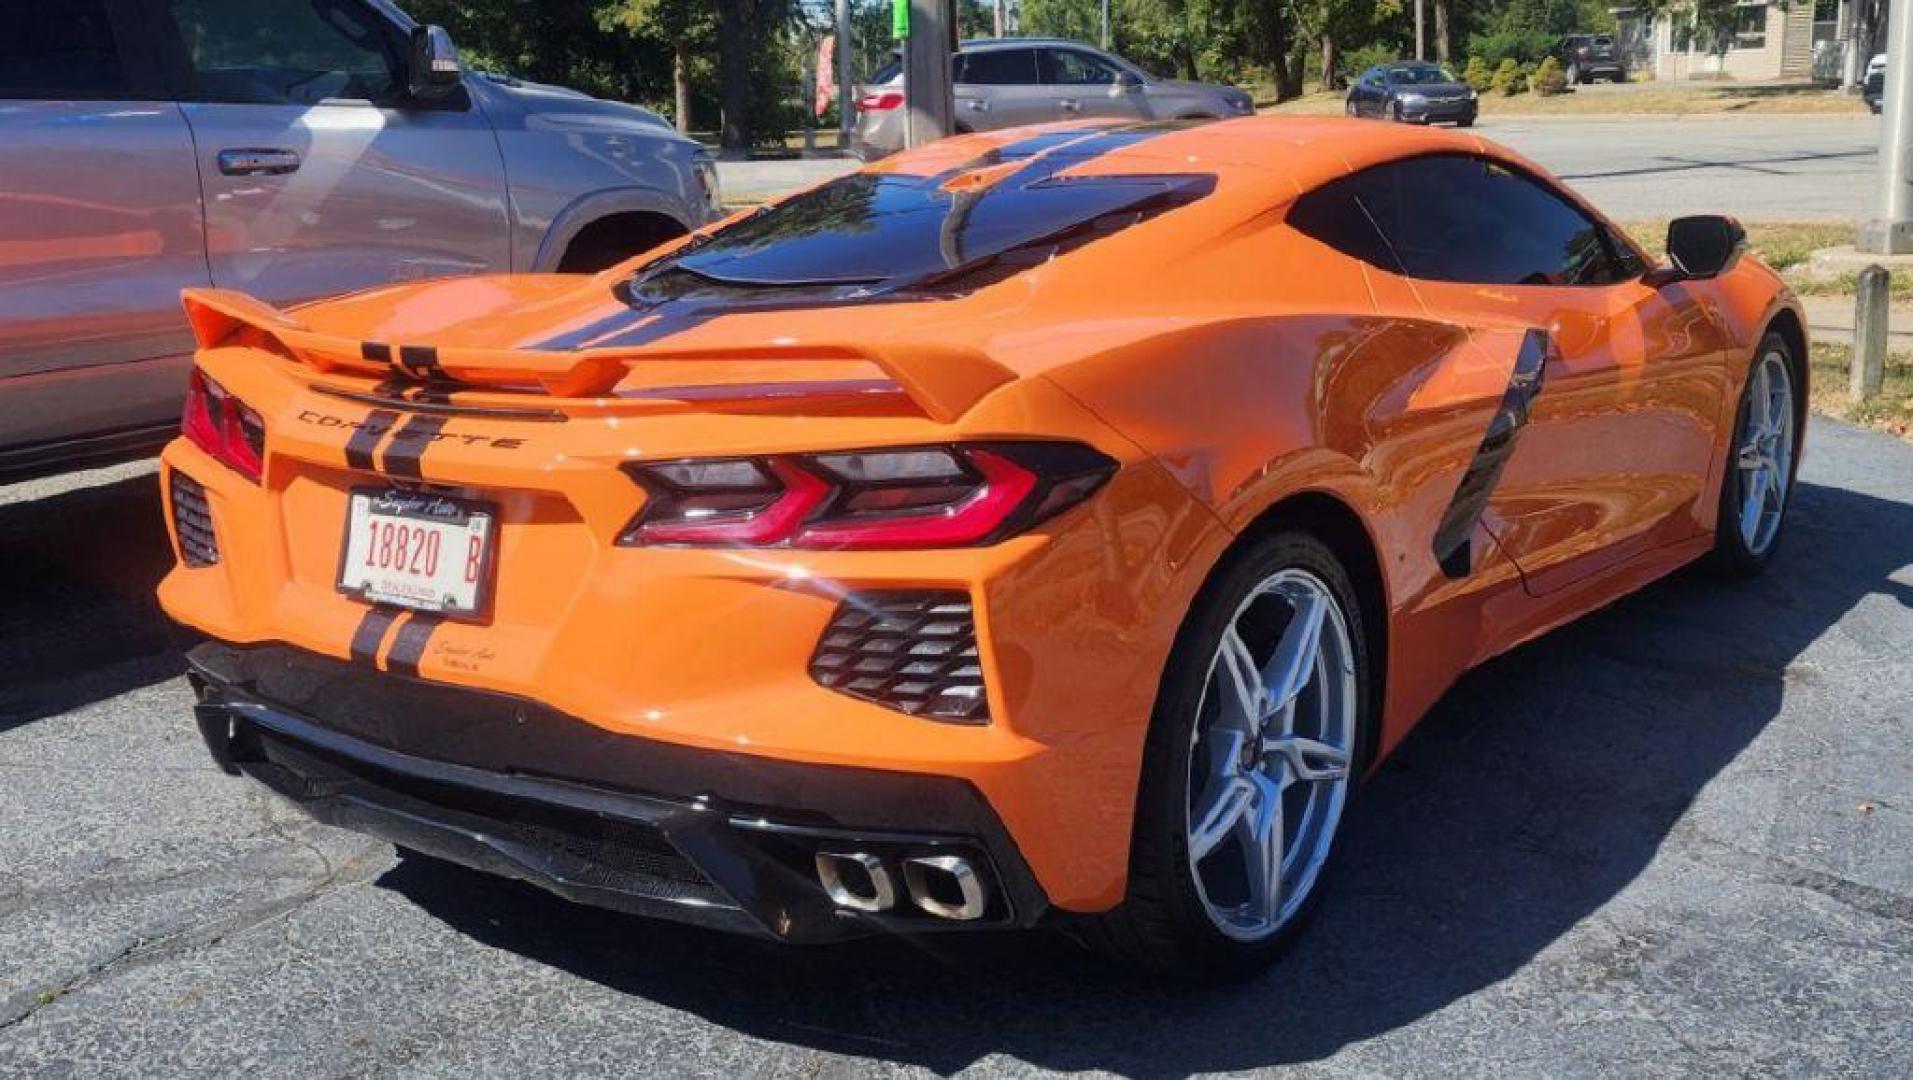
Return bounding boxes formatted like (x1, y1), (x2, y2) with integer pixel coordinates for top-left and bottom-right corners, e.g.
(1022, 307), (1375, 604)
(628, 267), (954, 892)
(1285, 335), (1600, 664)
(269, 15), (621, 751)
(166, 0), (404, 105)
(0, 0), (130, 100)
(1292, 155), (1626, 287)
(1042, 49), (1121, 86)
(959, 49), (1038, 86)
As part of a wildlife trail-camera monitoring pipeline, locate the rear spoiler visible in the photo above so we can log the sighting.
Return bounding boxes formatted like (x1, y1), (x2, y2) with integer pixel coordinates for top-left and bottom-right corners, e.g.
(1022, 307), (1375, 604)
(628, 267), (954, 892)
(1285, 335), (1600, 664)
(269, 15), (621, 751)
(181, 288), (1016, 424)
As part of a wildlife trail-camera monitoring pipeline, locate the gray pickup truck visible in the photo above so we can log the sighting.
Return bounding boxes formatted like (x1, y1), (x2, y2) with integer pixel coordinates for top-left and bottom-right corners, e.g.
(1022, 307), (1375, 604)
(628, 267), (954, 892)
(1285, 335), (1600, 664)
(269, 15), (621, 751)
(0, 0), (720, 481)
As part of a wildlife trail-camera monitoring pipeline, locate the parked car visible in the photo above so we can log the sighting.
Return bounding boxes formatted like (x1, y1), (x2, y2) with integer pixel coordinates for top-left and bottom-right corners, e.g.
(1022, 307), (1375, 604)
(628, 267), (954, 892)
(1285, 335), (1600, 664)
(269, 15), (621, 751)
(853, 37), (1255, 158)
(0, 0), (720, 483)
(1345, 62), (1478, 126)
(1547, 33), (1628, 83)
(166, 116), (1803, 978)
(1866, 53), (1886, 114)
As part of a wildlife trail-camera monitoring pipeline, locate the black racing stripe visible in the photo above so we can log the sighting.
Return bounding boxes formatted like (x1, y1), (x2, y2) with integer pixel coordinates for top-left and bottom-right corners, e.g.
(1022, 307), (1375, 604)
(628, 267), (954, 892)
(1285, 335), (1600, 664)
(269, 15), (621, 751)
(345, 408), (400, 471)
(384, 613), (444, 677)
(399, 345), (443, 381)
(1433, 330), (1551, 579)
(348, 605), (403, 666)
(362, 342), (393, 364)
(377, 387), (453, 479)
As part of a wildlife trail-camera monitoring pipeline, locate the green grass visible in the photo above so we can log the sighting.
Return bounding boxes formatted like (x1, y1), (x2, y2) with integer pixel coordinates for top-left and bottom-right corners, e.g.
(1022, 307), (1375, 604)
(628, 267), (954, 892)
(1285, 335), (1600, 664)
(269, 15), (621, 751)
(1809, 343), (1913, 439)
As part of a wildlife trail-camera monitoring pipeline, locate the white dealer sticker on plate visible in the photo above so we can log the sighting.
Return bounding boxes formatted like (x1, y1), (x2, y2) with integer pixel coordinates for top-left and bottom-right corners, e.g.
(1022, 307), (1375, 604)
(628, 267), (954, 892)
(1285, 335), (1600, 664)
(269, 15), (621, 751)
(339, 489), (496, 617)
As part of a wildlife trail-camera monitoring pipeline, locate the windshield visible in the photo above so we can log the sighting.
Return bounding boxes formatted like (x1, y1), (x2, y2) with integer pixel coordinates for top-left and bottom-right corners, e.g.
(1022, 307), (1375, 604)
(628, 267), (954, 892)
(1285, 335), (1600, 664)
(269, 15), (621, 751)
(1387, 64), (1456, 85)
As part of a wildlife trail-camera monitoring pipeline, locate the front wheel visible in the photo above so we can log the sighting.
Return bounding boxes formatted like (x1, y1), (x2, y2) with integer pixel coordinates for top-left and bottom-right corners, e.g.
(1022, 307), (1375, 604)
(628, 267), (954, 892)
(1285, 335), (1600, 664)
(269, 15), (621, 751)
(1345, 98), (1360, 117)
(1081, 531), (1372, 979)
(1709, 332), (1799, 575)
(1388, 100), (1403, 123)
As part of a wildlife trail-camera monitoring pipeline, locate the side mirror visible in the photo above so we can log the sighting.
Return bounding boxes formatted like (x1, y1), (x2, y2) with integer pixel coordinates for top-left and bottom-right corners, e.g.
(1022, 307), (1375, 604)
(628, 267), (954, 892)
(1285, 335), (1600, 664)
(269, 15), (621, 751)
(1650, 214), (1746, 285)
(407, 24), (462, 100)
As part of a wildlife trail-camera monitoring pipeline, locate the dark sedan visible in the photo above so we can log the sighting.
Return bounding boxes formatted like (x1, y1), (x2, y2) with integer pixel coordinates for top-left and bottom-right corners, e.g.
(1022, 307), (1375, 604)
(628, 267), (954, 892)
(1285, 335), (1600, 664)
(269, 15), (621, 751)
(1345, 62), (1477, 126)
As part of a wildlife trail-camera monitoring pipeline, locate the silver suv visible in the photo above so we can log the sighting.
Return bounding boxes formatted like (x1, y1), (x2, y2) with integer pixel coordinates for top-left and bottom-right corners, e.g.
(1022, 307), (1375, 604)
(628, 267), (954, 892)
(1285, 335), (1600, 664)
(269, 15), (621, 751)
(854, 37), (1255, 159)
(0, 0), (720, 482)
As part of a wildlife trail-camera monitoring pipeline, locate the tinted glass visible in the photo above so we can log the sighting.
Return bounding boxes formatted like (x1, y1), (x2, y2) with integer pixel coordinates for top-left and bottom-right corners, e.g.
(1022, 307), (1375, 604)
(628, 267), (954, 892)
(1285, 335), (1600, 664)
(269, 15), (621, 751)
(0, 0), (128, 99)
(1290, 154), (1624, 287)
(959, 48), (1038, 86)
(1385, 64), (1455, 85)
(168, 0), (403, 105)
(870, 58), (901, 84)
(1042, 48), (1121, 85)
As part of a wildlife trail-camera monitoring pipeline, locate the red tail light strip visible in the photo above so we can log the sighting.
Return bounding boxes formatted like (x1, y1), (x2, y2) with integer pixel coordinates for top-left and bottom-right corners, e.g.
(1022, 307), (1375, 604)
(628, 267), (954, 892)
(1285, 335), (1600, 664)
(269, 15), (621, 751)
(182, 370), (266, 483)
(619, 442), (1115, 551)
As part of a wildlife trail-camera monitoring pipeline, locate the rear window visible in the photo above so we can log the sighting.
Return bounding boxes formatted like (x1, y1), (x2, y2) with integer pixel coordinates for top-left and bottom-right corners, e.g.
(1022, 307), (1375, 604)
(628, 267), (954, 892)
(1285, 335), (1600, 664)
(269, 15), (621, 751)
(630, 131), (1215, 301)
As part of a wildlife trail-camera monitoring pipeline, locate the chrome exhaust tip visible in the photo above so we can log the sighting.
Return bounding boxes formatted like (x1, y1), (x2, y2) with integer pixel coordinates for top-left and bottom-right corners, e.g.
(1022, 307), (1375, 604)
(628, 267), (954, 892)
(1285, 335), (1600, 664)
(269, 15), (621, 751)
(814, 851), (896, 912)
(902, 854), (987, 921)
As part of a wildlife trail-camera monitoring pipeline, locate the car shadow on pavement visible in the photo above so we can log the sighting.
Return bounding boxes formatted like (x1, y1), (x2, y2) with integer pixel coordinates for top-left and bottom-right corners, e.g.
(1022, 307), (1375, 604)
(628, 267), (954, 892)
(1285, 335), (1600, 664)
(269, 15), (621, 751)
(374, 475), (1906, 1074)
(0, 472), (183, 731)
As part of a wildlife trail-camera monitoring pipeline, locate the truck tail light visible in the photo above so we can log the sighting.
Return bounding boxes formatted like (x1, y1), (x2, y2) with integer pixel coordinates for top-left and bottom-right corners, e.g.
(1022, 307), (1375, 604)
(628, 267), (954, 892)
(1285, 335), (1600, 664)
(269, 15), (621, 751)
(619, 442), (1115, 550)
(181, 370), (266, 483)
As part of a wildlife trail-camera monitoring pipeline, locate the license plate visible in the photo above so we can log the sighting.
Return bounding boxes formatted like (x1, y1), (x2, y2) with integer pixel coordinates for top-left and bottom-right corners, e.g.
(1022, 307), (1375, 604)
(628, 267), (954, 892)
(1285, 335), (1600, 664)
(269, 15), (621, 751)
(338, 489), (496, 617)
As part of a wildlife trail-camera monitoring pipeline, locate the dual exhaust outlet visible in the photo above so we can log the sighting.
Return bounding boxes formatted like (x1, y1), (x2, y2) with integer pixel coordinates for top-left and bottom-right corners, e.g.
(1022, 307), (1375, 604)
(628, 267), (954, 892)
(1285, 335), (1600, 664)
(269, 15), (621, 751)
(813, 850), (988, 921)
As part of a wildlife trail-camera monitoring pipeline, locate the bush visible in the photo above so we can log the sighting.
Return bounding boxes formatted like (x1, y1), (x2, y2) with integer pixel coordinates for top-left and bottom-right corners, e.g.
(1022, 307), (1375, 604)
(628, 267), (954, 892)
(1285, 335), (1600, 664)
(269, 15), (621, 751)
(1532, 55), (1569, 96)
(1462, 56), (1493, 92)
(1340, 43), (1399, 84)
(1489, 57), (1525, 96)
(1467, 29), (1555, 69)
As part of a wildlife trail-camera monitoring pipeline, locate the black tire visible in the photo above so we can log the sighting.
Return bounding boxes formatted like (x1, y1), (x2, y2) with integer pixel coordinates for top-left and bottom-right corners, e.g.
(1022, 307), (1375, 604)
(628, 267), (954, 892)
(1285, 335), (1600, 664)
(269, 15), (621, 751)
(1345, 98), (1360, 118)
(1078, 530), (1375, 981)
(1707, 330), (1799, 577)
(1567, 63), (1583, 84)
(1457, 114), (1477, 128)
(1388, 100), (1403, 123)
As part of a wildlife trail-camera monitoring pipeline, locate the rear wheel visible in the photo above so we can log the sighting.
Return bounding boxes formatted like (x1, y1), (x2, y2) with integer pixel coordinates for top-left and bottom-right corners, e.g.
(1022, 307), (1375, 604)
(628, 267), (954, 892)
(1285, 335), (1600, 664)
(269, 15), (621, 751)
(1082, 531), (1372, 980)
(1709, 332), (1798, 575)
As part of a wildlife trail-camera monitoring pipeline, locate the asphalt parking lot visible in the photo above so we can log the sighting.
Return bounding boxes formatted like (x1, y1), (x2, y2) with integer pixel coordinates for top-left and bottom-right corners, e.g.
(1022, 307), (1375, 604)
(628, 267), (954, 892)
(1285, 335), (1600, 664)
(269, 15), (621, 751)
(1, 415), (1908, 1077)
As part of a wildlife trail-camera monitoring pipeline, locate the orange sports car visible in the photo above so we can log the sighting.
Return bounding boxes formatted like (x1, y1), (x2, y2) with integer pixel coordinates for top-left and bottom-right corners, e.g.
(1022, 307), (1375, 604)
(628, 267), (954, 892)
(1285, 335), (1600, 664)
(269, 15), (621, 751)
(160, 117), (1804, 978)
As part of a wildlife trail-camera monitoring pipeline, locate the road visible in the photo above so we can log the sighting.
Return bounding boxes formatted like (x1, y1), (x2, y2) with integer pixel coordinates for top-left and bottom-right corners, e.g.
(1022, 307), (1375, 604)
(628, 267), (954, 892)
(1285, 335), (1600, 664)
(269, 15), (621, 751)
(718, 115), (1880, 223)
(1, 416), (1908, 1077)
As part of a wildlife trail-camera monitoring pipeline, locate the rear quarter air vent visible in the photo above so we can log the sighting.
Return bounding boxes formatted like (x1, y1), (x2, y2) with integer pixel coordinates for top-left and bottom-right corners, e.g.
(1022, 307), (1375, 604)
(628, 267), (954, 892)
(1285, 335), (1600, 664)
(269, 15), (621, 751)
(809, 591), (988, 724)
(170, 471), (219, 567)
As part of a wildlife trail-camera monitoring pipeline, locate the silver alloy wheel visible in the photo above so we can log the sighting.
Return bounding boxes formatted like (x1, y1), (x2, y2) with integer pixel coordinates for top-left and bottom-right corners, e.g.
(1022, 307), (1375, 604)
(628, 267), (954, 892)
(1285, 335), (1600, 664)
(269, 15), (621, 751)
(1736, 348), (1796, 557)
(1184, 568), (1357, 942)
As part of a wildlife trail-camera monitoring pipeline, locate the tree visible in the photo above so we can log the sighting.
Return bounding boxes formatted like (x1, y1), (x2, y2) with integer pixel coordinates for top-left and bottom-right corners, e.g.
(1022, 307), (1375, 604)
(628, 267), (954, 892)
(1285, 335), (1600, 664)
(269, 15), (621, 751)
(600, 0), (713, 133)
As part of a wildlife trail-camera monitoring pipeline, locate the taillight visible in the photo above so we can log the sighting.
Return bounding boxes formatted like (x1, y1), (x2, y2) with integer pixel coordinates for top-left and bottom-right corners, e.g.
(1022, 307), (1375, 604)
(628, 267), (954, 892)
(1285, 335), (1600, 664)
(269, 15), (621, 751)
(619, 442), (1115, 550)
(181, 369), (266, 482)
(857, 90), (904, 112)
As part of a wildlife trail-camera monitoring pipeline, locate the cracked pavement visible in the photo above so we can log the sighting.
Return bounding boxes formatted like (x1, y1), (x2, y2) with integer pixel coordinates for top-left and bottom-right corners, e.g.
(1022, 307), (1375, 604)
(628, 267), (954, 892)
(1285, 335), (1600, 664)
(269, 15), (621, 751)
(0, 418), (1908, 1078)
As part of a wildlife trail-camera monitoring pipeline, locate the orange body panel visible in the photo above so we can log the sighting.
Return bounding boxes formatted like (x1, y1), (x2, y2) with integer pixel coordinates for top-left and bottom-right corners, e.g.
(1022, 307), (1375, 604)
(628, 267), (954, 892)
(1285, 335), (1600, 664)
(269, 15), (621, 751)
(158, 118), (1803, 915)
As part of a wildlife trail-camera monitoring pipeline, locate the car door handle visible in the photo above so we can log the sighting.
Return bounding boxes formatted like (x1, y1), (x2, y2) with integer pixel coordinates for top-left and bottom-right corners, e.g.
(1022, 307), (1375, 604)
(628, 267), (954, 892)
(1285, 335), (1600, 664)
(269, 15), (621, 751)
(1058, 98), (1080, 112)
(217, 148), (301, 177)
(964, 99), (990, 112)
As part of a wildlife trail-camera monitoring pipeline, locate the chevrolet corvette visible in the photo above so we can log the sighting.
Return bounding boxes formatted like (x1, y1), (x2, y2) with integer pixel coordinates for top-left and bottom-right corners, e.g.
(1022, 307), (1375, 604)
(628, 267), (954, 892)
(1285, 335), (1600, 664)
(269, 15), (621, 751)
(161, 117), (1804, 978)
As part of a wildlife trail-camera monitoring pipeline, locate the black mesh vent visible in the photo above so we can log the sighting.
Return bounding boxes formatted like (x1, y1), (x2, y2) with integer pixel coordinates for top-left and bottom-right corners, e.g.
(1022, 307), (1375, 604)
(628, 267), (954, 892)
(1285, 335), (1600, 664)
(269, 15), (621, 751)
(810, 592), (988, 724)
(171, 471), (219, 567)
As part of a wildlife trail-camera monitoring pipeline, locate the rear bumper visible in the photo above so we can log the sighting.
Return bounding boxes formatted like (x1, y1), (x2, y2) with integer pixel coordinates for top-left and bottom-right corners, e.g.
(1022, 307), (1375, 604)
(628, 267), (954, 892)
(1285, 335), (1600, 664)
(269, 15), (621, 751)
(187, 641), (1048, 942)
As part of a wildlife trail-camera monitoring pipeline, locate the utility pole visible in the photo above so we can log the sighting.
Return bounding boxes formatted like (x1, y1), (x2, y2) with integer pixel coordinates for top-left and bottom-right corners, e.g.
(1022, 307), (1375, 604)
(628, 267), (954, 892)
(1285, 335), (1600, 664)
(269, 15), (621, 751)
(836, 0), (853, 148)
(994, 0), (1006, 38)
(904, 0), (955, 149)
(1415, 0), (1425, 60)
(1861, 0), (1913, 252)
(1101, 0), (1110, 49)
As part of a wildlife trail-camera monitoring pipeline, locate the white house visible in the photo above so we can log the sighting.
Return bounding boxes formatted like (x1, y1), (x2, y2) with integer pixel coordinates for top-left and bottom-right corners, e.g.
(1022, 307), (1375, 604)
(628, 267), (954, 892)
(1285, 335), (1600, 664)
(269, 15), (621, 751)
(1614, 0), (1858, 82)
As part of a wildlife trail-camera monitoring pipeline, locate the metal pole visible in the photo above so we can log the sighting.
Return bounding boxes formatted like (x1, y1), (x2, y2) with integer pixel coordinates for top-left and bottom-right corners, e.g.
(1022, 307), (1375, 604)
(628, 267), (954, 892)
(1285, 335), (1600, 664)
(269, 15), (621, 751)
(904, 0), (955, 148)
(1415, 0), (1425, 61)
(994, 0), (1006, 38)
(1862, 0), (1913, 252)
(836, 0), (854, 148)
(1101, 0), (1110, 49)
